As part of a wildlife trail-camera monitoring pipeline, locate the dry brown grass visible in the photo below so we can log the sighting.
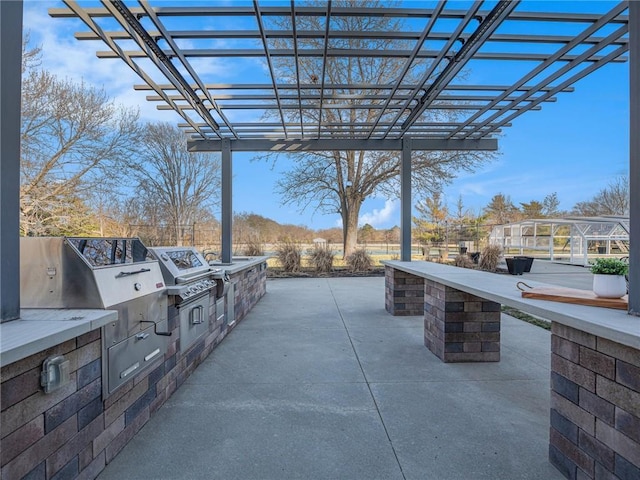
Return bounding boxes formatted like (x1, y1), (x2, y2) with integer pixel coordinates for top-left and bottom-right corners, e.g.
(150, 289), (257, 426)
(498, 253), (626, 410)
(346, 249), (373, 272)
(307, 245), (335, 273)
(243, 238), (264, 256)
(275, 240), (302, 272)
(478, 244), (503, 272)
(454, 253), (476, 269)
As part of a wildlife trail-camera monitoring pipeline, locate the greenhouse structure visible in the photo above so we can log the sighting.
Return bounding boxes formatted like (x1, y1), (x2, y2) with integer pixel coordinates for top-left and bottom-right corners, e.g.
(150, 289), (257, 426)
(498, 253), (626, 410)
(488, 216), (630, 266)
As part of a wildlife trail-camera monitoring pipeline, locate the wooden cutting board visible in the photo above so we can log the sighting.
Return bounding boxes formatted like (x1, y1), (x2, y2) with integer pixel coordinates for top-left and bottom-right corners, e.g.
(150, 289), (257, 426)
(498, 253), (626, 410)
(520, 286), (628, 310)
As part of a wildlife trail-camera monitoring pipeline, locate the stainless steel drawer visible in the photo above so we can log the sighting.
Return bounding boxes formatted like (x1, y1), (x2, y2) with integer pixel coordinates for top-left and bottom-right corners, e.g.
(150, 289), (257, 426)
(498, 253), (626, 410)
(107, 319), (169, 394)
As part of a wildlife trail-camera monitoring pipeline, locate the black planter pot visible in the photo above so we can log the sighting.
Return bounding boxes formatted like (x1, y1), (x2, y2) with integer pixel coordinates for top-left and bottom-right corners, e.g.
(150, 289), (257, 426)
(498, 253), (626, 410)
(515, 256), (534, 273)
(459, 247), (468, 254)
(506, 257), (526, 275)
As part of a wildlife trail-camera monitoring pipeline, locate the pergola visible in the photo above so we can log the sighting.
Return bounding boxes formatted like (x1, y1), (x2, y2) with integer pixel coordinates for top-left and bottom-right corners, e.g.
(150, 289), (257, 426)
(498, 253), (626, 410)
(1, 0), (638, 319)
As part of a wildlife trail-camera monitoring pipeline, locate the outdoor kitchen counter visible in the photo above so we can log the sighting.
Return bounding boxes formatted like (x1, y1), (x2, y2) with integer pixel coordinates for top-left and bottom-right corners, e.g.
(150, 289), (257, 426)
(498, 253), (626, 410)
(383, 260), (640, 480)
(209, 255), (270, 275)
(383, 260), (640, 349)
(0, 308), (117, 365)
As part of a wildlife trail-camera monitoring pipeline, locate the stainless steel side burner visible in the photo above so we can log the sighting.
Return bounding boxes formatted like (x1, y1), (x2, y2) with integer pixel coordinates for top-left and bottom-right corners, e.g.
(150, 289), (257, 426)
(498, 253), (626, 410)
(20, 237), (170, 395)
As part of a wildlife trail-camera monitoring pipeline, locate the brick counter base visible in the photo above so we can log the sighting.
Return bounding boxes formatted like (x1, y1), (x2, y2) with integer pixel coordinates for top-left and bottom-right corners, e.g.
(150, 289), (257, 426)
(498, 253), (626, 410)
(384, 265), (500, 362)
(384, 266), (424, 316)
(549, 323), (640, 480)
(424, 280), (500, 362)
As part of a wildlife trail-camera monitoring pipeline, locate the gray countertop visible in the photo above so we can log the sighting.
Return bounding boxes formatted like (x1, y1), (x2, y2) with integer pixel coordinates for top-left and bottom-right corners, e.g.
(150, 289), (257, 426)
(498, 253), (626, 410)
(208, 256), (269, 276)
(1, 309), (117, 366)
(384, 260), (640, 349)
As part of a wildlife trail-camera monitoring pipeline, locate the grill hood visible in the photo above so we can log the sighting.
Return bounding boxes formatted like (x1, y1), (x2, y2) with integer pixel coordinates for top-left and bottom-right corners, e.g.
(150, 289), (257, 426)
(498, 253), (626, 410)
(20, 237), (166, 309)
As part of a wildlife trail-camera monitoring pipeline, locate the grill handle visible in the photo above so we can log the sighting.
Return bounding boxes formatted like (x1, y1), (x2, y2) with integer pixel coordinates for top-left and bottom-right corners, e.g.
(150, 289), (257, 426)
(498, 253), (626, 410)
(140, 319), (172, 336)
(115, 268), (151, 278)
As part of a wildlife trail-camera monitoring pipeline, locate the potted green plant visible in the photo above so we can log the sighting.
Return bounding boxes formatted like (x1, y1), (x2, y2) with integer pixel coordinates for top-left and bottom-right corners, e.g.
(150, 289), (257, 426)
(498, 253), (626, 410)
(590, 258), (628, 298)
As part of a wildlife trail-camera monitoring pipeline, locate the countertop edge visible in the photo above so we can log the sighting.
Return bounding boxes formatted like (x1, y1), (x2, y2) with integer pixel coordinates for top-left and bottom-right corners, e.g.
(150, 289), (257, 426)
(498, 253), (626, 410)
(209, 256), (270, 275)
(383, 260), (640, 349)
(1, 309), (118, 366)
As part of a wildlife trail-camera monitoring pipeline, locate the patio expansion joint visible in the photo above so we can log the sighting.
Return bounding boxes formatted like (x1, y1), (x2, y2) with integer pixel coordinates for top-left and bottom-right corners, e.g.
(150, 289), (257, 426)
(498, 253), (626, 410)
(327, 279), (408, 480)
(184, 381), (370, 386)
(366, 378), (549, 384)
(501, 343), (552, 370)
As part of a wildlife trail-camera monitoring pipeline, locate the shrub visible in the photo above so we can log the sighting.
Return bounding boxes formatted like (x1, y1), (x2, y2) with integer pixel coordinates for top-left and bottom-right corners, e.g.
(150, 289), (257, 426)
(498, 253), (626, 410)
(275, 240), (302, 272)
(243, 238), (264, 256)
(308, 244), (335, 273)
(454, 253), (475, 269)
(590, 257), (628, 275)
(346, 248), (372, 272)
(478, 244), (502, 272)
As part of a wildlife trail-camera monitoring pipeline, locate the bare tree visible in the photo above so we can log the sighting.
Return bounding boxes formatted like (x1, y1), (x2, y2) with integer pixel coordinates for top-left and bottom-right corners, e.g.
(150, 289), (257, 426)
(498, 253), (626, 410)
(264, 1), (494, 256)
(572, 176), (629, 216)
(21, 34), (41, 73)
(20, 48), (141, 236)
(132, 123), (221, 245)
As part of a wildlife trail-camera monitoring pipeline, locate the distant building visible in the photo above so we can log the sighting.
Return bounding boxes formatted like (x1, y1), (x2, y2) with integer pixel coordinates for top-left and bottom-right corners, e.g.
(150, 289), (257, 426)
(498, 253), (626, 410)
(488, 216), (629, 266)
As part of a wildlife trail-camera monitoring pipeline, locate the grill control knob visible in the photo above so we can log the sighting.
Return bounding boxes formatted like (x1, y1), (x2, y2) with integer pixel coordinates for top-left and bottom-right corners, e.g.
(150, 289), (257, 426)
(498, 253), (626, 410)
(134, 283), (142, 291)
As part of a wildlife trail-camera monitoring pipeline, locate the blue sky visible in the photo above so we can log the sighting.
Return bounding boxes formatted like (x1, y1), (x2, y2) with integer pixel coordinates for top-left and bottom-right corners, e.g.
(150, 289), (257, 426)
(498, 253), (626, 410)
(23, 1), (630, 230)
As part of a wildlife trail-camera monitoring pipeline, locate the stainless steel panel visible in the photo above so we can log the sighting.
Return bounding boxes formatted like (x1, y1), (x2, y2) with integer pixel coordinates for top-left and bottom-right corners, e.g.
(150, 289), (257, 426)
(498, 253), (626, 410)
(20, 237), (166, 309)
(102, 292), (168, 346)
(227, 282), (236, 326)
(106, 319), (169, 394)
(178, 293), (210, 352)
(147, 246), (210, 285)
(92, 262), (166, 307)
(21, 237), (102, 308)
(215, 297), (225, 324)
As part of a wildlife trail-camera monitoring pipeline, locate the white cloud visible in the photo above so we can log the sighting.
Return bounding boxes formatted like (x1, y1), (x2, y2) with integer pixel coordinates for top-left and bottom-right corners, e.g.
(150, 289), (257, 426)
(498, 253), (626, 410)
(23, 2), (193, 123)
(359, 200), (397, 228)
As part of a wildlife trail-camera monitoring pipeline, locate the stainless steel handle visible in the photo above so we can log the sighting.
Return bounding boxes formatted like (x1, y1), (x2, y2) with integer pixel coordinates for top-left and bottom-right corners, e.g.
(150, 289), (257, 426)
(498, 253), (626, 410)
(116, 268), (151, 278)
(139, 319), (172, 336)
(190, 305), (204, 325)
(135, 332), (150, 340)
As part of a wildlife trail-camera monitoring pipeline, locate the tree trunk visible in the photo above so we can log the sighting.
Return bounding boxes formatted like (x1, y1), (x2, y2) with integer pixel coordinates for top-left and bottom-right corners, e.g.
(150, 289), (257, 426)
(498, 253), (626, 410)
(342, 198), (361, 258)
(175, 221), (183, 246)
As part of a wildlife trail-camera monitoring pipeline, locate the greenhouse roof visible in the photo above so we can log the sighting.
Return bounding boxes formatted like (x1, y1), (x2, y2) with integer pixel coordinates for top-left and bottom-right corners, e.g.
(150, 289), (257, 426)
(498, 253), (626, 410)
(508, 216), (630, 231)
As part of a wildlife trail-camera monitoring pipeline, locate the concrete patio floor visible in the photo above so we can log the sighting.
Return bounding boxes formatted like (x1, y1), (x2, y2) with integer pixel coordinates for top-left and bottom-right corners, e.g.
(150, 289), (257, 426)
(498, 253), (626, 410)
(97, 263), (590, 480)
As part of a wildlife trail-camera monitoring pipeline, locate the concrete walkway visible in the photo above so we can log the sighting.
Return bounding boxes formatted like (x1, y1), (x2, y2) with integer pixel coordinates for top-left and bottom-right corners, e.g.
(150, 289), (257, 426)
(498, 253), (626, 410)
(97, 270), (573, 480)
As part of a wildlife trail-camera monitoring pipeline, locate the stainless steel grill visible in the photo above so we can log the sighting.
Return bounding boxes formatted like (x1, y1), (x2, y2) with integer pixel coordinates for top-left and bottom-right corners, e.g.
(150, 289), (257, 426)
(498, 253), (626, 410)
(147, 246), (227, 352)
(20, 237), (170, 395)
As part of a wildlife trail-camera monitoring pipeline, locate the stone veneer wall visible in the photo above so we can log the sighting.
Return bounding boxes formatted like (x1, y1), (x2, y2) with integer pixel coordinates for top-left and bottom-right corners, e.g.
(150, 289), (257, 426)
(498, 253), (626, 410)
(0, 266), (267, 480)
(384, 266), (424, 316)
(549, 323), (640, 480)
(228, 261), (267, 325)
(423, 279), (501, 363)
(383, 266), (500, 363)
